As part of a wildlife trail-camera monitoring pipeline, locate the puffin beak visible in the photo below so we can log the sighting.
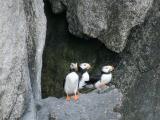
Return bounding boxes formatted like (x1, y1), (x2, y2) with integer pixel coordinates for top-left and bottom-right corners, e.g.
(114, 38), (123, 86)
(111, 66), (114, 71)
(107, 65), (114, 72)
(87, 64), (91, 69)
(112, 66), (114, 69)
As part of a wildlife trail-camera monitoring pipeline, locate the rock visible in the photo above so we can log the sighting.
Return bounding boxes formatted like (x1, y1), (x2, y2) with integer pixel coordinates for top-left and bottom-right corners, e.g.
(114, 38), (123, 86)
(61, 0), (153, 52)
(113, 0), (160, 119)
(1, 0), (160, 119)
(97, 85), (115, 94)
(43, 1), (160, 119)
(46, 0), (160, 119)
(37, 88), (123, 120)
(42, 0), (160, 119)
(0, 0), (46, 119)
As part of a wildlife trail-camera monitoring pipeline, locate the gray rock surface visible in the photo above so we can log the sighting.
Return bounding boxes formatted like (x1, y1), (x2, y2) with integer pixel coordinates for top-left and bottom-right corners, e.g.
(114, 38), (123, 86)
(37, 88), (123, 120)
(56, 0), (153, 53)
(46, 0), (160, 119)
(113, 0), (160, 119)
(1, 0), (160, 120)
(0, 0), (46, 119)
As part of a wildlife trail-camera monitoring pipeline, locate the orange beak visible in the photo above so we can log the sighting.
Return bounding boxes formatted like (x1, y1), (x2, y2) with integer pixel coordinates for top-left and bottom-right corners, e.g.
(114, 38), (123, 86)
(112, 66), (114, 70)
(87, 64), (91, 69)
(108, 65), (114, 72)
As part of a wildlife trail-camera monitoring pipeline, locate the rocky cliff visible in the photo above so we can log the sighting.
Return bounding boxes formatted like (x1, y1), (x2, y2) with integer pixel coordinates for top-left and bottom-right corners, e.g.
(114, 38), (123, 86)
(115, 1), (160, 119)
(0, 0), (160, 120)
(45, 0), (160, 120)
(38, 88), (123, 120)
(49, 0), (153, 53)
(0, 0), (46, 119)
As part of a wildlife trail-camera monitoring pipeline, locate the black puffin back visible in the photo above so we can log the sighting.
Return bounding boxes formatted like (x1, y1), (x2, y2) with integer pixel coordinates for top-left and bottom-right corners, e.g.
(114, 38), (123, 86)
(78, 65), (83, 80)
(85, 70), (106, 85)
(85, 75), (101, 84)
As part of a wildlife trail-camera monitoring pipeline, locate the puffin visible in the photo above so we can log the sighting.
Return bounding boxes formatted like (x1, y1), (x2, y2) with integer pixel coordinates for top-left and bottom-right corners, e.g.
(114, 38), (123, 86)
(78, 63), (91, 89)
(85, 65), (114, 89)
(64, 63), (79, 101)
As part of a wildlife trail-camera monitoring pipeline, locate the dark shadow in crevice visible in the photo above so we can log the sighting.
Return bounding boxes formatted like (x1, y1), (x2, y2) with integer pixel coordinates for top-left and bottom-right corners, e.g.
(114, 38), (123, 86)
(42, 1), (121, 98)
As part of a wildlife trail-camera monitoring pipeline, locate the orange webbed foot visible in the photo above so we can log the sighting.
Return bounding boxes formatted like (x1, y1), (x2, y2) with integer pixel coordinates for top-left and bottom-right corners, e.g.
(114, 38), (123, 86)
(73, 95), (79, 101)
(66, 96), (71, 101)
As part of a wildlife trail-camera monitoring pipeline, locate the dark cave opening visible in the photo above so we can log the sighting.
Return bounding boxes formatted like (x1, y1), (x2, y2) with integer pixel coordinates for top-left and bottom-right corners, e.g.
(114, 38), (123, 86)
(42, 1), (121, 98)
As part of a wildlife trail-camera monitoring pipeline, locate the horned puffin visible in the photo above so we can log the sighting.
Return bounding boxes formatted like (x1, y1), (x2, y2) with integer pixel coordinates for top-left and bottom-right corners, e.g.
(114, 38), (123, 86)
(85, 65), (114, 89)
(78, 63), (91, 89)
(64, 63), (79, 101)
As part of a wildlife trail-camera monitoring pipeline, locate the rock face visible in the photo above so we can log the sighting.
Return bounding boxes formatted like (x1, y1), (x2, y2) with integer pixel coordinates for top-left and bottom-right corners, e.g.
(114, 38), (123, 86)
(1, 0), (160, 119)
(38, 88), (123, 120)
(49, 0), (153, 53)
(114, 1), (160, 119)
(46, 0), (160, 120)
(0, 0), (46, 119)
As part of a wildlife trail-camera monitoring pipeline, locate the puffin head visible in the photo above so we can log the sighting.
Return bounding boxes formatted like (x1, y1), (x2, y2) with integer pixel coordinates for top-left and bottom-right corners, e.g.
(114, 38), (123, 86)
(102, 65), (114, 73)
(70, 63), (78, 71)
(79, 63), (91, 70)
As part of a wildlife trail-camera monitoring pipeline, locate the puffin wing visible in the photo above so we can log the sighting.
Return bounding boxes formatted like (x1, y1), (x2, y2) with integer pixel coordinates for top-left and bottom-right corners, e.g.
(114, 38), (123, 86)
(63, 73), (68, 88)
(85, 75), (101, 85)
(63, 78), (65, 89)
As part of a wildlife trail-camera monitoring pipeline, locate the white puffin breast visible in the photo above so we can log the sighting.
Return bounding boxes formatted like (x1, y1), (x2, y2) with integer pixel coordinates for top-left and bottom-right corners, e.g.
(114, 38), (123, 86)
(94, 74), (112, 88)
(79, 72), (89, 89)
(64, 72), (79, 94)
(81, 72), (89, 82)
(100, 73), (112, 84)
